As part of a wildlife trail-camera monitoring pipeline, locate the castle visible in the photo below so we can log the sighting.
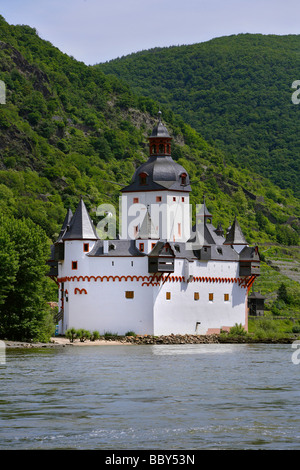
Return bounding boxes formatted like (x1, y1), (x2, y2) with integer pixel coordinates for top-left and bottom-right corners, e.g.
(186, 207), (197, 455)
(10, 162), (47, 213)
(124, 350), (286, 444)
(48, 113), (260, 336)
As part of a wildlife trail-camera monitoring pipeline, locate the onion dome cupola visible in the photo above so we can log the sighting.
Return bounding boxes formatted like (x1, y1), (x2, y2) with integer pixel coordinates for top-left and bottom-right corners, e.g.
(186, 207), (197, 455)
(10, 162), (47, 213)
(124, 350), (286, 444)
(121, 112), (191, 193)
(149, 110), (172, 156)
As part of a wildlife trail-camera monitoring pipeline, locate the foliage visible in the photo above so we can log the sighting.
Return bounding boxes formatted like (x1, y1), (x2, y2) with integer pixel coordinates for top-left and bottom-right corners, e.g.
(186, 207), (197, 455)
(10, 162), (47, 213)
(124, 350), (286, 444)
(0, 16), (299, 248)
(99, 34), (300, 198)
(65, 327), (77, 342)
(76, 328), (91, 342)
(228, 323), (248, 336)
(0, 214), (55, 341)
(91, 330), (100, 341)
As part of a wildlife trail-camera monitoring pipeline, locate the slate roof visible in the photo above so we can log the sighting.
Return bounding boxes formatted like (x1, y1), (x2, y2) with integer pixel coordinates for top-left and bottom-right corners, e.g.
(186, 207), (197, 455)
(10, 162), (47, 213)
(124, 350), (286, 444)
(121, 155), (192, 193)
(122, 114), (191, 193)
(55, 208), (73, 243)
(87, 239), (145, 257)
(239, 246), (260, 261)
(223, 217), (248, 245)
(63, 197), (98, 241)
(150, 111), (171, 138)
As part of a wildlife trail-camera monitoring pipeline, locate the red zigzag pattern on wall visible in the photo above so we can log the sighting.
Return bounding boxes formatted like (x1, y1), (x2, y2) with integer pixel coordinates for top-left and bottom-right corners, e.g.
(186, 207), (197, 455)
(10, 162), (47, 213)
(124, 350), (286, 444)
(57, 274), (256, 289)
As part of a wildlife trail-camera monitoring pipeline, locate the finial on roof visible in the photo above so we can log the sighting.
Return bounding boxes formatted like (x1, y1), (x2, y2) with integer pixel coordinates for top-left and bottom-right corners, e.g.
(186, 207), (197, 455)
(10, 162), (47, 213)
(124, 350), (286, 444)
(158, 110), (162, 122)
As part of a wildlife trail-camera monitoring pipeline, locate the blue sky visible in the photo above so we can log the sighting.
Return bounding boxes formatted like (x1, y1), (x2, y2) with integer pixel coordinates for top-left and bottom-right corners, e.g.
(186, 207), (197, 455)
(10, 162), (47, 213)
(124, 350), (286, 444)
(1, 0), (300, 64)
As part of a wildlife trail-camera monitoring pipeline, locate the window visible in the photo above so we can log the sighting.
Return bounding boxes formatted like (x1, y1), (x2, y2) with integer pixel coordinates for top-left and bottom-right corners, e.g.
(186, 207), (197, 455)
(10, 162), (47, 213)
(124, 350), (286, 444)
(224, 294), (229, 302)
(173, 197), (176, 202)
(139, 243), (144, 252)
(166, 292), (171, 300)
(156, 196), (162, 202)
(72, 261), (78, 270)
(83, 243), (89, 252)
(133, 197), (139, 204)
(209, 293), (214, 301)
(151, 242), (156, 249)
(181, 197), (185, 202)
(178, 223), (181, 237)
(112, 261), (114, 266)
(180, 173), (187, 185)
(125, 291), (134, 299)
(194, 292), (199, 301)
(139, 173), (147, 185)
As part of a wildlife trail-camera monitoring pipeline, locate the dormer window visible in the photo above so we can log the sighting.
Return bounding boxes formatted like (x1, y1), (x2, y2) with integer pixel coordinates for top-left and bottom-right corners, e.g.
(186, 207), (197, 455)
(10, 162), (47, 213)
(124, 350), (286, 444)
(180, 173), (187, 185)
(139, 172), (148, 186)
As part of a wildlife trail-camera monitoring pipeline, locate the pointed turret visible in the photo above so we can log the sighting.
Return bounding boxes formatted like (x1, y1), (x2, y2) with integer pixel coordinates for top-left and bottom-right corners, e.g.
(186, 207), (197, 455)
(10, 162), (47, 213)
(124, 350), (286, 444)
(56, 208), (73, 243)
(63, 197), (98, 241)
(223, 217), (247, 245)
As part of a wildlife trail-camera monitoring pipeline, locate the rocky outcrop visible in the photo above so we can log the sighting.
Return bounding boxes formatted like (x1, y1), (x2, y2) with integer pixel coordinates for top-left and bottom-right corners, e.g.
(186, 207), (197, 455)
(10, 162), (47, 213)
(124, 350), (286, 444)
(123, 334), (221, 345)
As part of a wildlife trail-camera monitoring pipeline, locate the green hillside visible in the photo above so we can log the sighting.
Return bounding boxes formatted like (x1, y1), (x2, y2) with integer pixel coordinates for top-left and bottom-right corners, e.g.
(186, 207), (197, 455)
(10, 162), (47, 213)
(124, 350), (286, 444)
(0, 16), (299, 249)
(99, 34), (300, 198)
(0, 17), (300, 341)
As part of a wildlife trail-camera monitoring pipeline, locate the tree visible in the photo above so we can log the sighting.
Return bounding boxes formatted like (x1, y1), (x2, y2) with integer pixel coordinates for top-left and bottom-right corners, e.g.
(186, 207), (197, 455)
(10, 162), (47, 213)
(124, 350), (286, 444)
(0, 215), (55, 341)
(277, 283), (290, 305)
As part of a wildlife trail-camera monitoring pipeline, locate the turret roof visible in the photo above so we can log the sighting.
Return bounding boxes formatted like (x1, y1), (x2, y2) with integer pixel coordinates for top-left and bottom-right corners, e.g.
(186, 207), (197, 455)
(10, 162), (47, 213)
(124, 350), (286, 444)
(63, 197), (98, 241)
(223, 217), (248, 245)
(55, 208), (73, 243)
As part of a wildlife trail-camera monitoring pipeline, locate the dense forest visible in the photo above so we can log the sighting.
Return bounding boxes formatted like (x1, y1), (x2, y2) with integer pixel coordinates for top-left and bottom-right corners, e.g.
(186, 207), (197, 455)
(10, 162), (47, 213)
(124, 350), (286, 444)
(99, 34), (300, 198)
(0, 17), (299, 340)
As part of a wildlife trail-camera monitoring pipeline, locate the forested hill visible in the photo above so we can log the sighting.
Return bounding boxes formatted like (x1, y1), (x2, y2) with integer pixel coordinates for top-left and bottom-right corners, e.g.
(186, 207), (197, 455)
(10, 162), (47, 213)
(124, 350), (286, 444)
(98, 34), (300, 198)
(0, 16), (299, 248)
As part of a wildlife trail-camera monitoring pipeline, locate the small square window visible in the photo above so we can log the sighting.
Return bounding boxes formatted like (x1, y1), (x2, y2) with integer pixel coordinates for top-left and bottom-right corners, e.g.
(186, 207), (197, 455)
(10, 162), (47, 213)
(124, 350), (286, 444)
(139, 243), (144, 252)
(166, 292), (171, 300)
(72, 261), (78, 270)
(156, 196), (162, 202)
(173, 197), (176, 202)
(83, 243), (89, 252)
(125, 291), (134, 299)
(182, 197), (185, 202)
(194, 292), (199, 301)
(224, 294), (229, 302)
(133, 197), (139, 204)
(151, 242), (156, 249)
(209, 293), (214, 301)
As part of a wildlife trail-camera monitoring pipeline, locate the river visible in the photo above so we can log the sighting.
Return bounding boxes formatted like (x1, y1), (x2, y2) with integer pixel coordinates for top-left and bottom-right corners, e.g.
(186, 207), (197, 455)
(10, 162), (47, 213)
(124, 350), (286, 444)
(0, 343), (300, 450)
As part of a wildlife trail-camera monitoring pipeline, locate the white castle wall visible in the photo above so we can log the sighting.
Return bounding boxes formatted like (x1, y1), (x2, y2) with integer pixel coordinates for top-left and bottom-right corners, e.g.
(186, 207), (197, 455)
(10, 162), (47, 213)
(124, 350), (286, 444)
(58, 245), (248, 336)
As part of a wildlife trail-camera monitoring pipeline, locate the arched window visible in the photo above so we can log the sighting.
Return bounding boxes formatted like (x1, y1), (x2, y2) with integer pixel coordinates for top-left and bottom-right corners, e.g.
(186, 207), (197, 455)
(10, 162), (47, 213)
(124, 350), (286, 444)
(159, 143), (164, 153)
(180, 173), (187, 185)
(139, 172), (148, 185)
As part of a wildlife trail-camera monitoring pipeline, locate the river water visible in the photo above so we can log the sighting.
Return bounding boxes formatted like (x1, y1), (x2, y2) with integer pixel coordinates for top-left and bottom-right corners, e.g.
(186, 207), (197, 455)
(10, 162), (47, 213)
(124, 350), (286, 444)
(0, 343), (300, 450)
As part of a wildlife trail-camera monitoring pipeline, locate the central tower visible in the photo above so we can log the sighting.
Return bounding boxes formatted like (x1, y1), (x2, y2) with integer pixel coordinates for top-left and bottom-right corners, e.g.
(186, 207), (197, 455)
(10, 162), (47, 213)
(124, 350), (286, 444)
(120, 112), (191, 244)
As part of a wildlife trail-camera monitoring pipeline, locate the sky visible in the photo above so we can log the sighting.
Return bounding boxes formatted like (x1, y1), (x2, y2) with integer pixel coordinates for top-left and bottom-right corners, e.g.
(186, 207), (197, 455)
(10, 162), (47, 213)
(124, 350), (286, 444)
(1, 0), (300, 65)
